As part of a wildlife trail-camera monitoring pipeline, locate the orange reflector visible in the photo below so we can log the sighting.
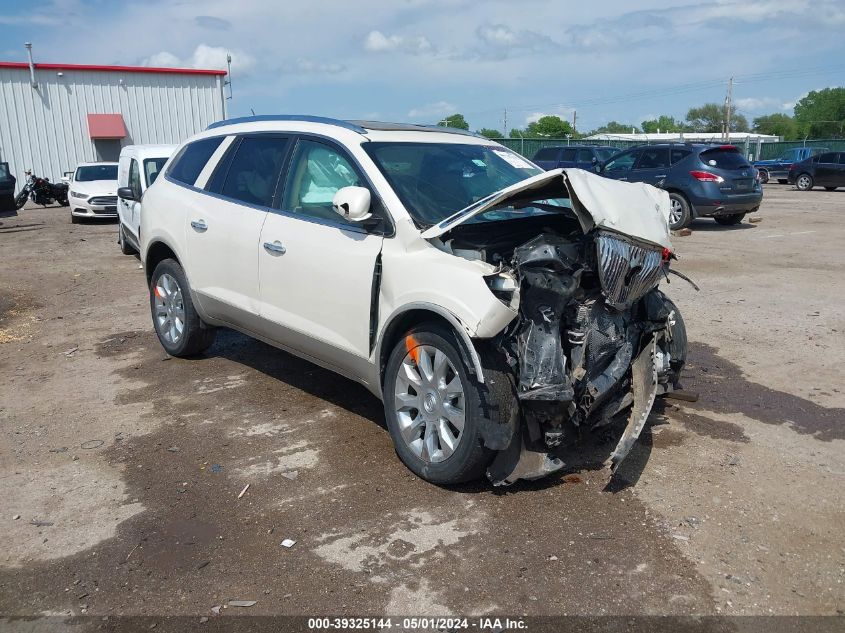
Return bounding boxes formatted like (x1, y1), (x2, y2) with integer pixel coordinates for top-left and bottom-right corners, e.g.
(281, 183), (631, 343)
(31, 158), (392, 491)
(404, 334), (419, 364)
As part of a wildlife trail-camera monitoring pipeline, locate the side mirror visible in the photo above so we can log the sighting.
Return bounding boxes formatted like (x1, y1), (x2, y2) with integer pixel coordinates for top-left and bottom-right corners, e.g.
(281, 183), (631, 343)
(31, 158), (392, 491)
(117, 186), (137, 201)
(332, 186), (372, 222)
(591, 156), (598, 164)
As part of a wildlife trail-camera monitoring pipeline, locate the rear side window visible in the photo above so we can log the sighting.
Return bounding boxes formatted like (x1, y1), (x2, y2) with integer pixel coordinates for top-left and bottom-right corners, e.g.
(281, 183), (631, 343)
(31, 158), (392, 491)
(220, 136), (290, 207)
(635, 148), (670, 169)
(560, 148), (577, 161)
(167, 137), (225, 186)
(699, 147), (750, 169)
(533, 147), (559, 161)
(605, 151), (638, 171)
(671, 149), (692, 164)
(818, 153), (837, 164)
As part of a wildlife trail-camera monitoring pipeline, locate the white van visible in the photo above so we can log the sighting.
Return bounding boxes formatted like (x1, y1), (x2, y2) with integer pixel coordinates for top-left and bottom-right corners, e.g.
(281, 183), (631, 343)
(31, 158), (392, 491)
(116, 144), (176, 254)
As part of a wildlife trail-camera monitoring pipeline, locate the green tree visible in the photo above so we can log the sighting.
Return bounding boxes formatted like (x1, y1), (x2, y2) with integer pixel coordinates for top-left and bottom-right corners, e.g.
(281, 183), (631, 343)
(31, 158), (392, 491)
(437, 113), (469, 130)
(524, 115), (574, 138)
(641, 115), (684, 133)
(591, 121), (640, 135)
(793, 88), (845, 138)
(752, 113), (798, 140)
(685, 103), (748, 133)
(477, 127), (504, 139)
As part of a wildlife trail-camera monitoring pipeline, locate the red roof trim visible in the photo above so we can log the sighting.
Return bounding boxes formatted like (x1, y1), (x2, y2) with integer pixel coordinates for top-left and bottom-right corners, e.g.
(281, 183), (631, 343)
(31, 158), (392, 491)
(0, 61), (226, 76)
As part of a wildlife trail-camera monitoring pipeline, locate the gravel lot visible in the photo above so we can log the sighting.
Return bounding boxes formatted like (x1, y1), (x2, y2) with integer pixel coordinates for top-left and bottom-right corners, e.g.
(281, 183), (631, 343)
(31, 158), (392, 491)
(0, 185), (843, 624)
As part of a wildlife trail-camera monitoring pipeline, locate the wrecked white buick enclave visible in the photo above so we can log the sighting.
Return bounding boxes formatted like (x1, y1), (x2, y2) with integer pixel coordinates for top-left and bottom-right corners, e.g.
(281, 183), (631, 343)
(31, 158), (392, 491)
(140, 116), (689, 485)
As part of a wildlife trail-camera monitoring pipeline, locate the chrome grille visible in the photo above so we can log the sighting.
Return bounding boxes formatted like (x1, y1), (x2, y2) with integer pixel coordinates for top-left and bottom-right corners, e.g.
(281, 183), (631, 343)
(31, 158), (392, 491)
(88, 196), (117, 206)
(595, 231), (664, 310)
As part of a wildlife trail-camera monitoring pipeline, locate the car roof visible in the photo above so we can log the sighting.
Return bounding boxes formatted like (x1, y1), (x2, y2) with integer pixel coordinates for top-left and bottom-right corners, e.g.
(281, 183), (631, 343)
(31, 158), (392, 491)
(76, 161), (118, 167)
(119, 144), (178, 160)
(202, 115), (495, 146)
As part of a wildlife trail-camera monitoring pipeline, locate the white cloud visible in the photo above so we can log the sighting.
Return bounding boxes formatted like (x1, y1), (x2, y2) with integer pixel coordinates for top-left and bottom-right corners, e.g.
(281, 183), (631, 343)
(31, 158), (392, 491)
(363, 30), (432, 54)
(143, 44), (255, 75)
(408, 101), (457, 119)
(284, 58), (346, 75)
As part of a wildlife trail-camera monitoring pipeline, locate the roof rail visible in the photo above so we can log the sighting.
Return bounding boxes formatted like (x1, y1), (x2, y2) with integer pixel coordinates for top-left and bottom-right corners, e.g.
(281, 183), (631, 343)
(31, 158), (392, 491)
(207, 115), (367, 134)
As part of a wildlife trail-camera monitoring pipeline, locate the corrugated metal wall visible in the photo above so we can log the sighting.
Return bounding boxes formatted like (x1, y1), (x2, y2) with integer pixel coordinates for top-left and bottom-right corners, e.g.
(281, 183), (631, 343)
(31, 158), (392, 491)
(0, 66), (225, 186)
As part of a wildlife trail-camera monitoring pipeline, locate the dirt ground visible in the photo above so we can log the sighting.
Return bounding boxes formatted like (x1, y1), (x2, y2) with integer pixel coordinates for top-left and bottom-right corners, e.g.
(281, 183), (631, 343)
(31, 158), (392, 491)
(0, 185), (843, 626)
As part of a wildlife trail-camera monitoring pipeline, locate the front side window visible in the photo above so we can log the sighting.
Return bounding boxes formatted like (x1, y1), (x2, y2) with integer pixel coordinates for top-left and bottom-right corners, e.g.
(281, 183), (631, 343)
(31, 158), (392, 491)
(364, 142), (544, 227)
(604, 151), (638, 172)
(167, 137), (224, 186)
(576, 148), (593, 162)
(144, 157), (169, 187)
(281, 139), (362, 223)
(221, 136), (289, 207)
(75, 164), (118, 181)
(560, 148), (577, 161)
(128, 159), (142, 199)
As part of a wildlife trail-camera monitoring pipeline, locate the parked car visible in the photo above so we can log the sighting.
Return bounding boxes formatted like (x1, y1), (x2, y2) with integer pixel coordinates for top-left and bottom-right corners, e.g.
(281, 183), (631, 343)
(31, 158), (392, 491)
(0, 161), (15, 212)
(140, 116), (689, 486)
(69, 162), (119, 223)
(788, 151), (845, 191)
(599, 143), (762, 230)
(754, 147), (829, 184)
(532, 145), (618, 171)
(116, 144), (177, 254)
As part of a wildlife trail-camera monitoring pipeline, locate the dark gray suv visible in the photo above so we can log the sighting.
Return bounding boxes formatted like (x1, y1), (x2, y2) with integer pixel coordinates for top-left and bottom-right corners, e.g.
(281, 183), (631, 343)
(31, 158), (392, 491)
(600, 144), (763, 230)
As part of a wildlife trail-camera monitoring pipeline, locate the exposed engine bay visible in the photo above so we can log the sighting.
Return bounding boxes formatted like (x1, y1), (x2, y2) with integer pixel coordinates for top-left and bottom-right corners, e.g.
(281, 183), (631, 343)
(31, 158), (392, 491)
(432, 173), (691, 485)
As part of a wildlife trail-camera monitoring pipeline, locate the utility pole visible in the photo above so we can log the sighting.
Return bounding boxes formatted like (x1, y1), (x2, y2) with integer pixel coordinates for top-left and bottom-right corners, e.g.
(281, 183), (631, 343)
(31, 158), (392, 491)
(503, 108), (508, 137)
(723, 76), (733, 142)
(572, 110), (577, 134)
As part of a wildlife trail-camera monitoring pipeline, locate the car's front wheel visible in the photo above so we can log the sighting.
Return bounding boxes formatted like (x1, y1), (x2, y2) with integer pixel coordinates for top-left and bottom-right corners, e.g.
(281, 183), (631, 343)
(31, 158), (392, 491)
(668, 193), (692, 230)
(118, 224), (136, 255)
(796, 174), (814, 191)
(383, 324), (502, 484)
(149, 258), (216, 357)
(714, 213), (745, 226)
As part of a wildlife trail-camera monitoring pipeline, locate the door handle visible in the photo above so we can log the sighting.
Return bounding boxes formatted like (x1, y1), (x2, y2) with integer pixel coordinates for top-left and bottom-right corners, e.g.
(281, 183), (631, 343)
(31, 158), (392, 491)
(190, 219), (207, 232)
(263, 241), (286, 255)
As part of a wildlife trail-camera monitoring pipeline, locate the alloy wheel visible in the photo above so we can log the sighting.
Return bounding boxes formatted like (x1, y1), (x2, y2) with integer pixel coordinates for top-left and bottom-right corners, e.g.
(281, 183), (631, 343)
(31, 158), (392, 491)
(797, 175), (812, 190)
(669, 198), (683, 226)
(393, 344), (465, 463)
(153, 273), (186, 345)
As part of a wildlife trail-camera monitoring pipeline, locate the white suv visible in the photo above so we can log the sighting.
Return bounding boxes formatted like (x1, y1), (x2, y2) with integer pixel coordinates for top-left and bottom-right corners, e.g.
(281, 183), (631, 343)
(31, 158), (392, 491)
(140, 116), (688, 485)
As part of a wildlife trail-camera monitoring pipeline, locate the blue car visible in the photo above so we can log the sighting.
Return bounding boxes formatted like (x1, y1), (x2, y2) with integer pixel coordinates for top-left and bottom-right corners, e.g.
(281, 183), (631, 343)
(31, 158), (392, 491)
(600, 143), (762, 230)
(532, 145), (619, 171)
(753, 147), (828, 184)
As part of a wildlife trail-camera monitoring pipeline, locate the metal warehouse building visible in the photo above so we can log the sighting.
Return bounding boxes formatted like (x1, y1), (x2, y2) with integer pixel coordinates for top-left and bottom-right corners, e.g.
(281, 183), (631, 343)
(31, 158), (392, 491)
(0, 58), (227, 185)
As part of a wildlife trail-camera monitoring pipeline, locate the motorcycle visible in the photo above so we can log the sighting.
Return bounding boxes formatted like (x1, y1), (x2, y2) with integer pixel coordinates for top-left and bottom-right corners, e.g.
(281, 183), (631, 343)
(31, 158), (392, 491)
(15, 172), (69, 210)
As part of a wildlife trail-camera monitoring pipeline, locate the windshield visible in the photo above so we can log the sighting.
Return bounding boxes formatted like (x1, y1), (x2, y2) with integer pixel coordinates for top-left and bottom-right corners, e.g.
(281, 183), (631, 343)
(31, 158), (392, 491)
(595, 148), (618, 163)
(364, 142), (544, 226)
(75, 165), (117, 182)
(143, 157), (169, 187)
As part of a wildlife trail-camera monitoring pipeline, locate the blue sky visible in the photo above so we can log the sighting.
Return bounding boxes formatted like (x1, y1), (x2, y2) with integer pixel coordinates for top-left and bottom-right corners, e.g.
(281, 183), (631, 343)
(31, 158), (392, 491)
(2, 0), (844, 133)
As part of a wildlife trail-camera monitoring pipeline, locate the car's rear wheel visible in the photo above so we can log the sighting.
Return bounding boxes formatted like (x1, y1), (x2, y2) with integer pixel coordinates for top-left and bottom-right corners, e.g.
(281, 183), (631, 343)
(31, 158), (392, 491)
(796, 174), (814, 191)
(824, 187), (837, 191)
(668, 193), (692, 230)
(149, 258), (216, 357)
(383, 324), (500, 485)
(714, 213), (745, 226)
(118, 224), (136, 255)
(757, 169), (769, 184)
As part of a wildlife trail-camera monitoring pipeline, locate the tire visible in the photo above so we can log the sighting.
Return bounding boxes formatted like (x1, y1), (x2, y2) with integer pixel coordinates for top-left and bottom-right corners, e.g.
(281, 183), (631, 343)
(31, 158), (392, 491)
(661, 293), (687, 388)
(149, 258), (216, 357)
(824, 187), (837, 191)
(118, 224), (136, 255)
(15, 191), (28, 210)
(795, 173), (814, 191)
(667, 192), (692, 230)
(777, 179), (788, 184)
(714, 213), (745, 226)
(383, 323), (507, 484)
(758, 169), (769, 184)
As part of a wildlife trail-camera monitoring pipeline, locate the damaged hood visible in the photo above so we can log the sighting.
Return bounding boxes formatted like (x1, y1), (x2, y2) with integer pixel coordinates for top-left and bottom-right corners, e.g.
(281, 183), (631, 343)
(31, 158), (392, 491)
(420, 168), (673, 250)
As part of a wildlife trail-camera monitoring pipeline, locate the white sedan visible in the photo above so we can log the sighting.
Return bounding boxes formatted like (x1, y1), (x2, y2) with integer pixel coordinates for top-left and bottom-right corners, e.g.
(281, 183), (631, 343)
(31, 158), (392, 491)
(68, 162), (118, 223)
